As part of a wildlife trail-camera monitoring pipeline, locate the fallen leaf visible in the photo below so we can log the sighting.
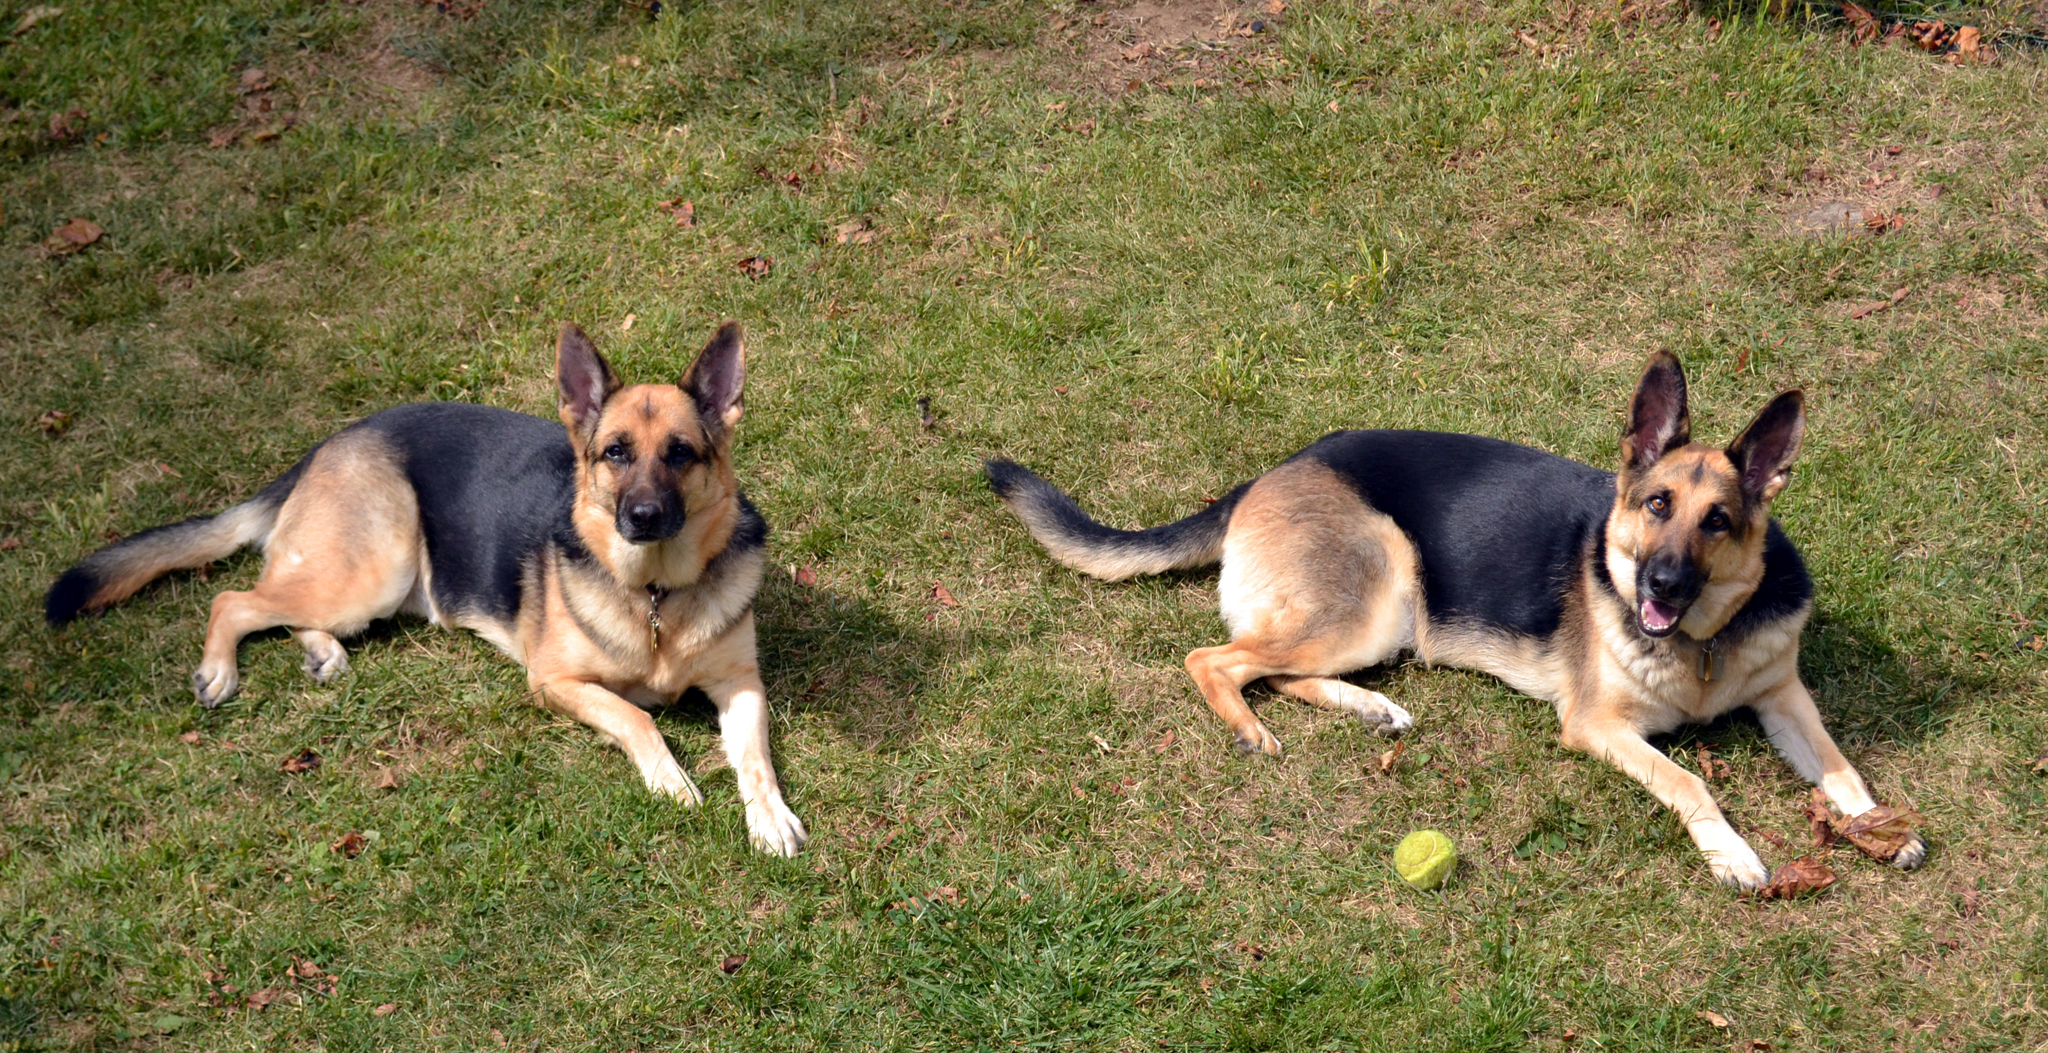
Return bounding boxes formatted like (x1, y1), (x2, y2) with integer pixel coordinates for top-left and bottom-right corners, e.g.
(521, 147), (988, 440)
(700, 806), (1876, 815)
(720, 954), (748, 974)
(1950, 25), (1984, 63)
(293, 960), (323, 980)
(1234, 940), (1268, 961)
(42, 218), (102, 255)
(370, 766), (403, 791)
(280, 748), (322, 774)
(1754, 854), (1838, 899)
(794, 564), (818, 587)
(373, 1003), (397, 1017)
(1841, 2), (1880, 45)
(1959, 888), (1982, 918)
(931, 581), (959, 607)
(1848, 289), (1907, 319)
(1153, 729), (1177, 754)
(2032, 753), (2048, 773)
(1264, 0), (1286, 14)
(1325, 98), (1340, 113)
(12, 5), (61, 34)
(1834, 804), (1923, 861)
(245, 986), (284, 1010)
(736, 255), (772, 279)
(1695, 743), (1731, 780)
(1378, 738), (1407, 773)
(330, 831), (366, 858)
(832, 216), (876, 245)
(614, 54), (644, 67)
(1698, 1010), (1731, 1028)
(1803, 788), (1839, 847)
(1122, 42), (1154, 61)
(180, 730), (202, 745)
(238, 68), (272, 94)
(0, 537), (19, 551)
(657, 197), (695, 228)
(35, 409), (73, 435)
(45, 107), (86, 142)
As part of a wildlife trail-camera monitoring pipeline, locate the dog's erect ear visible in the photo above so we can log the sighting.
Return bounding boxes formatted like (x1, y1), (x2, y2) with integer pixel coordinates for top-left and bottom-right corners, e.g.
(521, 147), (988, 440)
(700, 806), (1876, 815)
(557, 323), (620, 442)
(1726, 389), (1804, 504)
(1622, 351), (1692, 472)
(680, 322), (745, 431)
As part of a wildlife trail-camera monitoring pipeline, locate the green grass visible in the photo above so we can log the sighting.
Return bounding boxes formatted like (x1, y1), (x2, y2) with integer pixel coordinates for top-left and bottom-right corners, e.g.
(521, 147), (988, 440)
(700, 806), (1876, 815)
(3, 0), (2047, 1048)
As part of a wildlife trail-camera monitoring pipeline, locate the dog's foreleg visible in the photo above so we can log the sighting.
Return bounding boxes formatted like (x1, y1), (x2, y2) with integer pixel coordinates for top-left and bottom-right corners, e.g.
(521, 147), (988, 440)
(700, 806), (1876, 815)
(535, 678), (704, 807)
(1753, 678), (1926, 870)
(1560, 714), (1770, 890)
(703, 667), (806, 858)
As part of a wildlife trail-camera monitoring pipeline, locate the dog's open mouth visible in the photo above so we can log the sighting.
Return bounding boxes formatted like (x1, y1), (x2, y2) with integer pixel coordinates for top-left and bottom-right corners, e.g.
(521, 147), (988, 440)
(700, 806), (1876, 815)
(1638, 597), (1683, 637)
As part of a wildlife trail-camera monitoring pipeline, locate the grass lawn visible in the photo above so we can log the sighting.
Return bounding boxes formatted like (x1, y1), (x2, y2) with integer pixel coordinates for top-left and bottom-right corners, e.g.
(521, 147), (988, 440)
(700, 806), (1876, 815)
(3, 0), (2046, 1048)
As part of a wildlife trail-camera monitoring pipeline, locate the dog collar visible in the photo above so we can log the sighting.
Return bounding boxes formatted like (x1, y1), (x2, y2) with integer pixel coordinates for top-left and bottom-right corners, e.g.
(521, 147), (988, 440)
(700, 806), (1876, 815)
(646, 584), (671, 652)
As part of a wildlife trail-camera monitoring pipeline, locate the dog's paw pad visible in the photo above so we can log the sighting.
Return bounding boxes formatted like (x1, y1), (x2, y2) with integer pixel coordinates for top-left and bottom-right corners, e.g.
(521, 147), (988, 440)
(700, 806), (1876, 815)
(1890, 832), (1929, 871)
(1233, 724), (1284, 759)
(191, 665), (238, 708)
(746, 798), (808, 857)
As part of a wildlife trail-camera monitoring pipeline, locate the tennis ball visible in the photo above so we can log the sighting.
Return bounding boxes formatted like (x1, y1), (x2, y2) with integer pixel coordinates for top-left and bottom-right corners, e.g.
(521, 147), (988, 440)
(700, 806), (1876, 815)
(1394, 830), (1457, 890)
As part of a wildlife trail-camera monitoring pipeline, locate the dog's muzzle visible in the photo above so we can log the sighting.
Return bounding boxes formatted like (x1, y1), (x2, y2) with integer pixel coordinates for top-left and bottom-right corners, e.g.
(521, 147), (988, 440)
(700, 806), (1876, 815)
(1635, 554), (1700, 638)
(617, 497), (684, 543)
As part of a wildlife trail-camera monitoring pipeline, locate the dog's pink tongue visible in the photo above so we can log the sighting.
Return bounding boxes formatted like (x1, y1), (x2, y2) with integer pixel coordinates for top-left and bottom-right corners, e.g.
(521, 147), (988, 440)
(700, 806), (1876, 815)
(1640, 598), (1679, 632)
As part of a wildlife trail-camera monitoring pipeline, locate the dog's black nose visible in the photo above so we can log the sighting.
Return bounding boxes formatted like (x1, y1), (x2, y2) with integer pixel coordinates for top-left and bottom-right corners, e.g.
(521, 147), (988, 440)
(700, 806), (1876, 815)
(1643, 559), (1695, 602)
(625, 502), (663, 531)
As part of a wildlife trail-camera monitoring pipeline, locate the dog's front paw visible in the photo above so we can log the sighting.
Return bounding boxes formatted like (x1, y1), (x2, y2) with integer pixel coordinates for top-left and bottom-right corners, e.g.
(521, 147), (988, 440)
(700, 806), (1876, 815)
(300, 639), (350, 684)
(746, 796), (808, 857)
(644, 758), (706, 808)
(1359, 693), (1413, 737)
(1705, 844), (1771, 891)
(1233, 722), (1284, 759)
(191, 662), (239, 708)
(1890, 831), (1928, 871)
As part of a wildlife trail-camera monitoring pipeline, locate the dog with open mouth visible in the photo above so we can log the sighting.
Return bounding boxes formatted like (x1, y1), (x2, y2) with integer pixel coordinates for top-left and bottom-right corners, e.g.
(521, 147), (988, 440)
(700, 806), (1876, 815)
(988, 351), (1924, 888)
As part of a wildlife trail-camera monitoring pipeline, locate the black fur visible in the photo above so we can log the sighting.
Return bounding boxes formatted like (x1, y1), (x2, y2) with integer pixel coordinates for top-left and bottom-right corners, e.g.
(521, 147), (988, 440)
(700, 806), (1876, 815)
(1297, 430), (1810, 640)
(985, 458), (1249, 568)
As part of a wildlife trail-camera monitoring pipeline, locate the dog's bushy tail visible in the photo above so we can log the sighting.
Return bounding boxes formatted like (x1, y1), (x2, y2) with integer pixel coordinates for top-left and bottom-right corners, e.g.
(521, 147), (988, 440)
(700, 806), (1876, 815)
(984, 459), (1244, 581)
(45, 467), (303, 625)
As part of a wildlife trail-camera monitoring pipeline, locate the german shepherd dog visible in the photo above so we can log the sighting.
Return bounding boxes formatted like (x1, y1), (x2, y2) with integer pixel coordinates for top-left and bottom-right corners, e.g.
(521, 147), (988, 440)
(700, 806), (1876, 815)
(988, 352), (1924, 888)
(45, 323), (807, 856)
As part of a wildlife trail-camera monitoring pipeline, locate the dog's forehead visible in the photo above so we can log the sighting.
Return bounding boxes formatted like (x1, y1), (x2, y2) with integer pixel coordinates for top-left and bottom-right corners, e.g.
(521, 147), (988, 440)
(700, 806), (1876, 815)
(1638, 447), (1743, 506)
(601, 385), (700, 437)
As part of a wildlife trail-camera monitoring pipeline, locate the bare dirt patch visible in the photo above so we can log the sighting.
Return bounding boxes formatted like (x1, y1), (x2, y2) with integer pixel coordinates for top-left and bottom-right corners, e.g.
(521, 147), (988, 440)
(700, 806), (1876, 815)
(1045, 0), (1291, 94)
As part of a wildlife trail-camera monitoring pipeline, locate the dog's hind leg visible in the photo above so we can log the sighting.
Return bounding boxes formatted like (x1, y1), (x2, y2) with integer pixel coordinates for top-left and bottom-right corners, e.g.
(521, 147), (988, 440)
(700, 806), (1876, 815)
(192, 435), (420, 706)
(1187, 461), (1421, 756)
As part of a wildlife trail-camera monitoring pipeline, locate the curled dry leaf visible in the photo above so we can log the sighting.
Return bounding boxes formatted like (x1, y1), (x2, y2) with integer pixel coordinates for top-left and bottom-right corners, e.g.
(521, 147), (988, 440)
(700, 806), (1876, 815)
(1755, 854), (1838, 900)
(280, 748), (322, 774)
(657, 197), (695, 228)
(330, 831), (366, 858)
(1378, 738), (1407, 773)
(36, 409), (73, 435)
(794, 564), (818, 587)
(931, 581), (959, 607)
(1834, 804), (1924, 861)
(42, 218), (102, 255)
(1841, 2), (1880, 45)
(1153, 729), (1176, 754)
(1803, 788), (1838, 847)
(719, 954), (748, 974)
(180, 730), (202, 745)
(373, 1002), (398, 1017)
(736, 255), (772, 279)
(832, 217), (876, 245)
(1697, 1010), (1730, 1028)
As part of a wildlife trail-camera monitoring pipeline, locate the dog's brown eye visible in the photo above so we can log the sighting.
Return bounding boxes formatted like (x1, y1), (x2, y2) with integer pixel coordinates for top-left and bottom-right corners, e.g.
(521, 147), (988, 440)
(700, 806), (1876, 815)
(1646, 494), (1669, 516)
(1704, 510), (1730, 531)
(603, 443), (629, 464)
(663, 441), (695, 469)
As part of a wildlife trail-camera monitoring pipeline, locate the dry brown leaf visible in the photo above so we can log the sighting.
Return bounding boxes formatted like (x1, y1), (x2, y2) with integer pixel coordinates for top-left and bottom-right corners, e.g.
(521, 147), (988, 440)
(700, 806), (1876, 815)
(719, 953), (748, 974)
(0, 537), (19, 551)
(238, 68), (272, 94)
(1834, 804), (1923, 860)
(42, 218), (102, 255)
(373, 1003), (398, 1017)
(1841, 2), (1880, 45)
(330, 831), (366, 858)
(1264, 0), (1286, 14)
(1755, 854), (1838, 899)
(245, 986), (285, 1010)
(1123, 42), (1155, 61)
(736, 255), (772, 279)
(931, 581), (959, 607)
(370, 766), (403, 791)
(35, 409), (73, 435)
(1153, 729), (1177, 754)
(658, 197), (695, 228)
(1697, 1010), (1730, 1028)
(279, 748), (322, 774)
(794, 564), (818, 587)
(11, 6), (62, 35)
(1950, 25), (1984, 63)
(45, 107), (85, 142)
(832, 217), (876, 245)
(1803, 788), (1838, 847)
(180, 730), (202, 745)
(1378, 738), (1407, 773)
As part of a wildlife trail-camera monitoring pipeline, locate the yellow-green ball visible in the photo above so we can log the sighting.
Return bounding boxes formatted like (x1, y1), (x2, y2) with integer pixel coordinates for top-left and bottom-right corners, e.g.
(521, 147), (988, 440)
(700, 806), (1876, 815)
(1394, 830), (1457, 890)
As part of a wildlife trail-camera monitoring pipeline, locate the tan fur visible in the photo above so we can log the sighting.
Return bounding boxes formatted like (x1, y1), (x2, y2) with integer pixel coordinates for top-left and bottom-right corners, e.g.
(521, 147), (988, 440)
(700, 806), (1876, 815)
(97, 322), (805, 857)
(1092, 356), (1925, 888)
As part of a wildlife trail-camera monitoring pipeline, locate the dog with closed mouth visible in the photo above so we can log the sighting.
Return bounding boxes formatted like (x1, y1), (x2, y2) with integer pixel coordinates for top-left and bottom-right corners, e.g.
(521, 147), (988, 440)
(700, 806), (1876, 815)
(987, 352), (1923, 888)
(45, 322), (806, 856)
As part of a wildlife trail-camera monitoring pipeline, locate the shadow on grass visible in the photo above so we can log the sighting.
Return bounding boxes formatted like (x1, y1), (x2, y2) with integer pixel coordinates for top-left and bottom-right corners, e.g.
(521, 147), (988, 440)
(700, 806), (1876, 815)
(1800, 608), (1978, 746)
(753, 572), (940, 752)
